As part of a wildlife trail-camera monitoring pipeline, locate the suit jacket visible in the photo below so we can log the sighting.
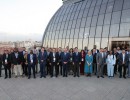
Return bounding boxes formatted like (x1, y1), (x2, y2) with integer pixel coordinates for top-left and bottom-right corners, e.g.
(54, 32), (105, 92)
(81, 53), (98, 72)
(61, 52), (70, 63)
(2, 54), (11, 65)
(118, 53), (129, 66)
(49, 52), (59, 63)
(38, 51), (47, 63)
(96, 52), (106, 65)
(0, 54), (2, 65)
(72, 52), (81, 63)
(11, 52), (24, 65)
(27, 54), (37, 65)
(92, 53), (97, 63)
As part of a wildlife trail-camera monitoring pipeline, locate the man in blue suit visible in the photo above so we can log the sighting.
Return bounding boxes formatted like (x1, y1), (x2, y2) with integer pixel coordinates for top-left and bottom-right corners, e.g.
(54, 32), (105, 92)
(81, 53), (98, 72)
(61, 48), (70, 77)
(38, 47), (47, 78)
(73, 47), (81, 77)
(118, 49), (129, 79)
(27, 50), (37, 79)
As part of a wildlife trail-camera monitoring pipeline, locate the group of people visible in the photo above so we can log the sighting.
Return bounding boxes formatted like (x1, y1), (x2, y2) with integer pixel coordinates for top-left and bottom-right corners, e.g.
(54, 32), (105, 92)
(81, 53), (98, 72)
(0, 46), (130, 79)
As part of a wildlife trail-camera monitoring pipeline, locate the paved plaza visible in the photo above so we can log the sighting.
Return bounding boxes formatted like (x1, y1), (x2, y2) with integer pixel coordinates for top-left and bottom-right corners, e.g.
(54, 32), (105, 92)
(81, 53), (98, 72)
(0, 73), (130, 100)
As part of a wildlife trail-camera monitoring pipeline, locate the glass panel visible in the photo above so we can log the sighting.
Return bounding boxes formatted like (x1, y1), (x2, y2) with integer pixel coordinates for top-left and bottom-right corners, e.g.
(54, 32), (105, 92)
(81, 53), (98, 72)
(65, 39), (70, 48)
(83, 9), (89, 17)
(113, 0), (123, 12)
(66, 30), (71, 39)
(85, 17), (92, 27)
(58, 39), (62, 48)
(78, 39), (83, 50)
(74, 11), (80, 20)
(78, 10), (84, 19)
(102, 25), (110, 37)
(88, 38), (94, 50)
(102, 0), (109, 4)
(55, 31), (59, 39)
(61, 22), (65, 30)
(95, 26), (102, 37)
(94, 6), (100, 16)
(123, 0), (130, 10)
(99, 4), (107, 14)
(70, 29), (74, 39)
(86, 0), (92, 8)
(96, 0), (102, 6)
(54, 40), (58, 48)
(91, 16), (98, 26)
(109, 24), (119, 37)
(81, 18), (87, 28)
(61, 39), (66, 48)
(73, 39), (78, 48)
(59, 31), (63, 39)
(104, 13), (111, 25)
(121, 9), (130, 23)
(95, 38), (101, 49)
(88, 7), (94, 17)
(47, 40), (51, 48)
(97, 14), (104, 26)
(79, 28), (84, 39)
(76, 18), (82, 28)
(72, 20), (77, 29)
(50, 40), (55, 48)
(68, 21), (73, 29)
(74, 29), (80, 39)
(83, 38), (88, 49)
(101, 38), (108, 48)
(84, 27), (90, 38)
(119, 23), (130, 37)
(69, 39), (73, 48)
(91, 0), (97, 7)
(90, 27), (96, 37)
(64, 21), (69, 30)
(111, 11), (121, 24)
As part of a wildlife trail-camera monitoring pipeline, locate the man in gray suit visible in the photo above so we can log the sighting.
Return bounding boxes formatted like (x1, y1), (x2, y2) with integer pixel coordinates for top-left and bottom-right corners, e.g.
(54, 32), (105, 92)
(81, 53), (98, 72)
(96, 48), (106, 78)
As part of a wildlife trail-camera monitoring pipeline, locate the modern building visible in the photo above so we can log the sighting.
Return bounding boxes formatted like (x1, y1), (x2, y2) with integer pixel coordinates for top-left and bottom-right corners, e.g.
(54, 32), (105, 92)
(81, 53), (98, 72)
(42, 0), (130, 50)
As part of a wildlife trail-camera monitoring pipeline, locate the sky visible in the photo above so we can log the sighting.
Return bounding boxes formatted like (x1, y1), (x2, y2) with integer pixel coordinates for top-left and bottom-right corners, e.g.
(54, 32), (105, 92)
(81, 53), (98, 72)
(0, 0), (62, 41)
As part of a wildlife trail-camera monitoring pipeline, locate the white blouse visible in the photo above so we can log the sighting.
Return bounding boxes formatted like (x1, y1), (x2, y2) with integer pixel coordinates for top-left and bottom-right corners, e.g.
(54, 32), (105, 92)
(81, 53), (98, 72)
(107, 55), (116, 65)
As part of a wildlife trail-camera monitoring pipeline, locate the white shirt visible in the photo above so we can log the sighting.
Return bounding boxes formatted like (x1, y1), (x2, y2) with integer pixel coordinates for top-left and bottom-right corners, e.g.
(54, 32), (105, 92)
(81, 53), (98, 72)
(123, 54), (125, 63)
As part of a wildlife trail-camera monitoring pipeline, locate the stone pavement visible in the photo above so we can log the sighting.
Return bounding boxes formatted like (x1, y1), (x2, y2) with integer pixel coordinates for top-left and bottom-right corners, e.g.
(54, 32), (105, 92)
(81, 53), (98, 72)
(0, 74), (130, 100)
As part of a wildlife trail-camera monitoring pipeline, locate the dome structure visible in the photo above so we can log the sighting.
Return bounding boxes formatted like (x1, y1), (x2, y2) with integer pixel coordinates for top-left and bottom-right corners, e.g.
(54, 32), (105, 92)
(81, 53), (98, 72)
(42, 0), (130, 50)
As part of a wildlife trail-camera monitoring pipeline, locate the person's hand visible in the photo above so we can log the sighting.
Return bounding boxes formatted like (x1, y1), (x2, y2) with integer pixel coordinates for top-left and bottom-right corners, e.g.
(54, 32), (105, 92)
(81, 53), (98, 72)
(41, 60), (43, 62)
(50, 63), (51, 65)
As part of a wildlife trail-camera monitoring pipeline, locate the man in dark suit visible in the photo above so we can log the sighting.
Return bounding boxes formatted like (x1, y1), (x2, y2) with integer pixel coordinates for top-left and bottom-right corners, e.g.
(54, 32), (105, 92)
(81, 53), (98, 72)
(0, 52), (3, 77)
(118, 49), (129, 79)
(11, 48), (24, 78)
(49, 48), (59, 77)
(3, 50), (11, 79)
(61, 48), (70, 77)
(113, 48), (119, 75)
(38, 47), (47, 78)
(96, 48), (106, 78)
(73, 47), (81, 77)
(103, 48), (108, 75)
(27, 50), (36, 79)
(57, 47), (63, 75)
(92, 49), (97, 75)
(46, 48), (51, 75)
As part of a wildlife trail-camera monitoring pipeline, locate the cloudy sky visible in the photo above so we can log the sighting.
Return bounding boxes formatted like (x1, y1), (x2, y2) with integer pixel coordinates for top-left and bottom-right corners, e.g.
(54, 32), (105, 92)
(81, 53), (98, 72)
(0, 0), (62, 41)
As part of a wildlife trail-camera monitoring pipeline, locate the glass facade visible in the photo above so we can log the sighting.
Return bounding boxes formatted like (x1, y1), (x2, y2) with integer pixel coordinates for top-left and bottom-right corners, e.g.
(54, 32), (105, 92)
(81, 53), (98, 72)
(42, 0), (130, 50)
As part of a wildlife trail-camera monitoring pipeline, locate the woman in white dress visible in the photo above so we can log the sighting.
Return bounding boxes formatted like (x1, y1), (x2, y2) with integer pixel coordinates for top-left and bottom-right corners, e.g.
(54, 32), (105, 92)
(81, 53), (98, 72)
(107, 51), (116, 78)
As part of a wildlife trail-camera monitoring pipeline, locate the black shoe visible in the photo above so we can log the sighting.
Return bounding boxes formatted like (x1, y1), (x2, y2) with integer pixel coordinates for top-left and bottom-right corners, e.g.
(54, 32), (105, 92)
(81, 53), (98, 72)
(40, 76), (42, 78)
(34, 77), (36, 79)
(44, 76), (46, 78)
(97, 76), (99, 78)
(123, 76), (126, 79)
(73, 75), (76, 77)
(119, 76), (122, 78)
(101, 76), (104, 78)
(0, 76), (1, 77)
(77, 75), (80, 77)
(4, 77), (7, 79)
(28, 77), (30, 79)
(9, 76), (11, 78)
